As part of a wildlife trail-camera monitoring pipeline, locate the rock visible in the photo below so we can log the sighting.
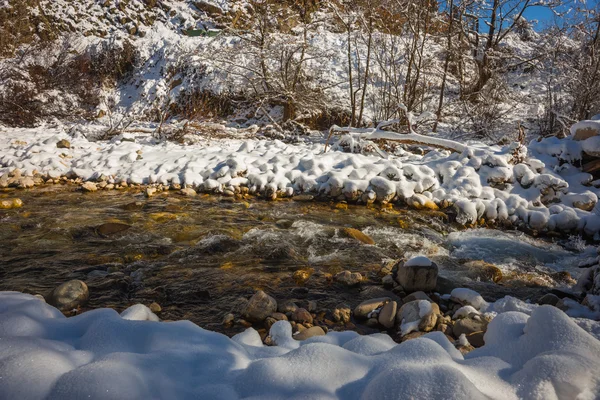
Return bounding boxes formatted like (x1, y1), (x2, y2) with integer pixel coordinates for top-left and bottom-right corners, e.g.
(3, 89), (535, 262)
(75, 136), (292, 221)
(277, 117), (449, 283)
(341, 228), (375, 245)
(334, 270), (363, 286)
(17, 177), (35, 188)
(222, 313), (234, 327)
(307, 300), (317, 312)
(294, 326), (326, 340)
(193, 0), (224, 15)
(394, 256), (438, 293)
(242, 290), (277, 322)
(149, 302), (162, 313)
(378, 301), (397, 329)
(407, 194), (439, 210)
(292, 269), (313, 285)
(270, 312), (288, 321)
(382, 274), (395, 288)
(354, 298), (390, 319)
(81, 182), (97, 192)
(538, 293), (561, 306)
(400, 331), (427, 342)
(56, 139), (71, 149)
(146, 187), (157, 197)
(291, 308), (313, 324)
(0, 198), (23, 209)
(452, 316), (487, 338)
(277, 300), (298, 314)
(403, 291), (432, 303)
(396, 300), (440, 335)
(293, 194), (314, 202)
(571, 120), (600, 141)
(550, 271), (576, 285)
(96, 222), (131, 236)
(48, 280), (89, 311)
(332, 304), (351, 323)
(463, 260), (503, 283)
(466, 331), (485, 348)
(0, 173), (8, 188)
(180, 187), (197, 197)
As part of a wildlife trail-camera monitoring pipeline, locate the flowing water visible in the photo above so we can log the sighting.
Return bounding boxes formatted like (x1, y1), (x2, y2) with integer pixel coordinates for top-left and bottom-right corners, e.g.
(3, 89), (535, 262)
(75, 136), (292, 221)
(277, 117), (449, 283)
(0, 185), (590, 335)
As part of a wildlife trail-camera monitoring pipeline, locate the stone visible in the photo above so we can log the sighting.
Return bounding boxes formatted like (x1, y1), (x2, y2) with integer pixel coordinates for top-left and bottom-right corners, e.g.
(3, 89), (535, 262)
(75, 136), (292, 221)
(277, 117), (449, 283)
(307, 301), (317, 312)
(81, 182), (98, 192)
(366, 318), (380, 328)
(56, 139), (71, 149)
(538, 293), (561, 306)
(292, 194), (314, 202)
(341, 228), (375, 245)
(96, 222), (131, 236)
(334, 270), (363, 286)
(294, 326), (325, 340)
(354, 298), (390, 319)
(571, 120), (600, 141)
(0, 198), (23, 209)
(180, 187), (197, 197)
(382, 274), (395, 288)
(378, 300), (397, 329)
(332, 304), (351, 323)
(149, 302), (162, 313)
(407, 194), (439, 210)
(277, 300), (298, 314)
(400, 331), (427, 342)
(466, 331), (485, 348)
(397, 300), (440, 334)
(146, 187), (157, 197)
(452, 317), (487, 338)
(292, 308), (313, 324)
(17, 177), (35, 188)
(47, 280), (89, 311)
(394, 257), (438, 293)
(270, 312), (288, 321)
(292, 269), (313, 285)
(403, 291), (432, 303)
(463, 260), (503, 283)
(242, 290), (277, 322)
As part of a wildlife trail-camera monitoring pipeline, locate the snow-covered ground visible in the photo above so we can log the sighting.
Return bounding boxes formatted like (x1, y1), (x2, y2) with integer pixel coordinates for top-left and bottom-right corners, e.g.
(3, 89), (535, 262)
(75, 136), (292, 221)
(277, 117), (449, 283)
(2, 122), (600, 237)
(0, 291), (598, 399)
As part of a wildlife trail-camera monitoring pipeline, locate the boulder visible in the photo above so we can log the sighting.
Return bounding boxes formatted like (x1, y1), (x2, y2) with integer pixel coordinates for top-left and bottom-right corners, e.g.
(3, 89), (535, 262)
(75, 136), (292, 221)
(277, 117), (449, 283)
(341, 228), (375, 245)
(48, 280), (89, 311)
(291, 308), (313, 324)
(452, 316), (487, 338)
(354, 298), (390, 319)
(242, 290), (277, 322)
(394, 256), (438, 293)
(294, 326), (325, 340)
(378, 301), (397, 329)
(334, 270), (363, 286)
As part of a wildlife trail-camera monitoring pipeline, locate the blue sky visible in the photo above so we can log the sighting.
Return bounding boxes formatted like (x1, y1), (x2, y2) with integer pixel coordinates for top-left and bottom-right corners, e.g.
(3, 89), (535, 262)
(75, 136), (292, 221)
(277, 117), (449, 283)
(524, 0), (598, 30)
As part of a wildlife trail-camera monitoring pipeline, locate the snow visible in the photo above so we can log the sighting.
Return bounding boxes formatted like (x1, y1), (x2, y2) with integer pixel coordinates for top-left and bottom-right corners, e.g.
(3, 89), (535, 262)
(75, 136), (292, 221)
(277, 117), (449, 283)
(450, 288), (489, 311)
(1, 292), (600, 399)
(4, 121), (600, 237)
(404, 256), (432, 267)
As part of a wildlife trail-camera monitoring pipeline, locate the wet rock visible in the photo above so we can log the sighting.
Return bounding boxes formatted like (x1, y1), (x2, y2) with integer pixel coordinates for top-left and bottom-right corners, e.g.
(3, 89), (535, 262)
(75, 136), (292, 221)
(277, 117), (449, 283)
(292, 268), (313, 285)
(47, 280), (89, 311)
(56, 139), (71, 149)
(81, 182), (97, 192)
(538, 293), (561, 306)
(354, 298), (390, 319)
(96, 222), (131, 236)
(276, 219), (294, 229)
(452, 316), (487, 338)
(294, 326), (325, 340)
(292, 308), (313, 324)
(242, 290), (277, 322)
(277, 300), (298, 314)
(378, 300), (397, 329)
(332, 304), (351, 323)
(0, 198), (23, 209)
(463, 260), (503, 283)
(292, 194), (314, 202)
(341, 228), (375, 245)
(334, 270), (363, 286)
(146, 187), (157, 197)
(180, 187), (197, 197)
(394, 256), (438, 293)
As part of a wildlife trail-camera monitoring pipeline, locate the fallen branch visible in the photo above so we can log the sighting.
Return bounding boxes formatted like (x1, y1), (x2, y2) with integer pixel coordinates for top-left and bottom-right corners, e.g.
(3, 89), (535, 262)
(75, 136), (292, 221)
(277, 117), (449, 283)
(325, 125), (469, 153)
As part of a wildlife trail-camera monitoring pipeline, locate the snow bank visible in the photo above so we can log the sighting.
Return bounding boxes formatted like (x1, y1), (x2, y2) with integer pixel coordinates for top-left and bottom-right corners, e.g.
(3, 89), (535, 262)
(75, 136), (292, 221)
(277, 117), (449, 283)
(1, 292), (599, 399)
(3, 124), (600, 237)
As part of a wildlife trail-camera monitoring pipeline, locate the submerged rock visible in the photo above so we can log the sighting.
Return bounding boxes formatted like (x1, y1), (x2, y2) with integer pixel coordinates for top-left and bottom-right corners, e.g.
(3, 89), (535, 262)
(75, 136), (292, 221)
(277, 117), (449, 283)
(242, 290), (277, 322)
(47, 280), (89, 311)
(341, 228), (375, 245)
(96, 222), (131, 236)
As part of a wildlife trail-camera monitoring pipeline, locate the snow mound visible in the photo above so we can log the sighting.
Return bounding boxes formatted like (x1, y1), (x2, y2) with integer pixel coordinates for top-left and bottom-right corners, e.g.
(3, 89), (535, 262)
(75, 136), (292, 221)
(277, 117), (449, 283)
(1, 292), (599, 399)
